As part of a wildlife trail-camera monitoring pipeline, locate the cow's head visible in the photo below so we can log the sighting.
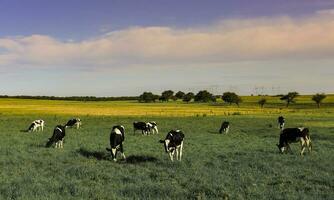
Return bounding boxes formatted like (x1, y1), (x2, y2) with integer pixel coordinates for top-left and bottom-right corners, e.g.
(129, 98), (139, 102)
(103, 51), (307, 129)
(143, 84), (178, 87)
(276, 144), (285, 153)
(301, 128), (309, 135)
(28, 123), (36, 132)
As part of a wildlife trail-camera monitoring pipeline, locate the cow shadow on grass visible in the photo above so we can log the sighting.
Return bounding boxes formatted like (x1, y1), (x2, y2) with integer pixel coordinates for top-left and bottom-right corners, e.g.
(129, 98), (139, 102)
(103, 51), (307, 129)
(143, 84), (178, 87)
(124, 155), (159, 164)
(20, 129), (29, 133)
(77, 148), (110, 161)
(77, 148), (159, 164)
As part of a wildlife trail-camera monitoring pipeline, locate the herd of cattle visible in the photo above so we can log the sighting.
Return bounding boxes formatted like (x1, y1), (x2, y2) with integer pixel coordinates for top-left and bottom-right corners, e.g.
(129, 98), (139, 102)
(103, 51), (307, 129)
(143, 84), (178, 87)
(25, 115), (312, 162)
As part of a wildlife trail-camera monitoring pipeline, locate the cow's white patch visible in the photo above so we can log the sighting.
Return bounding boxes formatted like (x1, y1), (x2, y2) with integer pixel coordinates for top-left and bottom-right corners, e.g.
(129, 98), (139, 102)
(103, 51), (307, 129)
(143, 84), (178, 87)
(298, 127), (305, 132)
(165, 139), (170, 150)
(281, 147), (285, 153)
(56, 127), (63, 132)
(111, 148), (117, 158)
(114, 128), (122, 135)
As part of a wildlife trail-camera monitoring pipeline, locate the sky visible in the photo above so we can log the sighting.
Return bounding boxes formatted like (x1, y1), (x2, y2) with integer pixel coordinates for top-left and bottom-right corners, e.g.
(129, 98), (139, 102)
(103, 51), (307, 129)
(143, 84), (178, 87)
(0, 0), (334, 96)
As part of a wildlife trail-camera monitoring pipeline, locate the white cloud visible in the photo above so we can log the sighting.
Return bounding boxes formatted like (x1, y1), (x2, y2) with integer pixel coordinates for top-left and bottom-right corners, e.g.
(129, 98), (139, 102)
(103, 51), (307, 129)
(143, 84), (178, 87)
(1, 12), (334, 71)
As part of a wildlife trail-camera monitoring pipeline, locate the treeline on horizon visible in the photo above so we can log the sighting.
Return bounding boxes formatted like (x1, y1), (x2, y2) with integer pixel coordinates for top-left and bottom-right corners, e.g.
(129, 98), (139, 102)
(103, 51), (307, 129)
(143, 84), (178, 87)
(138, 90), (329, 108)
(0, 90), (329, 108)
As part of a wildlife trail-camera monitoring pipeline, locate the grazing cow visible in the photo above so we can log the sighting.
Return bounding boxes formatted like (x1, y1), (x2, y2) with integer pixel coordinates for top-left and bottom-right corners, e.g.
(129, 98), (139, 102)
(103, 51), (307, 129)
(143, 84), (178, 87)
(65, 118), (81, 129)
(133, 121), (150, 135)
(147, 121), (159, 134)
(27, 119), (45, 132)
(106, 125), (126, 162)
(219, 121), (230, 134)
(278, 116), (285, 130)
(277, 127), (312, 155)
(159, 130), (184, 161)
(45, 125), (66, 148)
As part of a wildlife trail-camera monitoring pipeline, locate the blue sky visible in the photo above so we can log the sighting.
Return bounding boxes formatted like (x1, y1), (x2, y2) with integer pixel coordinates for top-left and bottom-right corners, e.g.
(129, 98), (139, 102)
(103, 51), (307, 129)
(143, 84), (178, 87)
(0, 0), (334, 96)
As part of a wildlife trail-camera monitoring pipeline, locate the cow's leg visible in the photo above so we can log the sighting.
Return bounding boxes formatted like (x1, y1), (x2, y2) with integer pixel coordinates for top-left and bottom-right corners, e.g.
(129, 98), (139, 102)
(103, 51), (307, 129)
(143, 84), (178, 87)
(300, 138), (306, 155)
(55, 141), (58, 148)
(60, 140), (63, 148)
(286, 144), (292, 154)
(169, 152), (174, 161)
(155, 127), (159, 134)
(111, 148), (117, 161)
(179, 142), (183, 161)
(226, 127), (229, 134)
(306, 136), (312, 153)
(176, 148), (179, 161)
(120, 144), (126, 160)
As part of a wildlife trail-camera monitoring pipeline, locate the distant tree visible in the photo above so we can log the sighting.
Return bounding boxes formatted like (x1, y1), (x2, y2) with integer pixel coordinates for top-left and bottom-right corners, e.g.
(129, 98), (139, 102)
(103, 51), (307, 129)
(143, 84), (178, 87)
(222, 92), (242, 106)
(138, 92), (158, 103)
(280, 92), (299, 107)
(161, 90), (174, 102)
(235, 96), (242, 107)
(175, 91), (185, 99)
(171, 96), (178, 101)
(194, 90), (215, 102)
(183, 92), (195, 103)
(258, 98), (267, 108)
(312, 93), (326, 108)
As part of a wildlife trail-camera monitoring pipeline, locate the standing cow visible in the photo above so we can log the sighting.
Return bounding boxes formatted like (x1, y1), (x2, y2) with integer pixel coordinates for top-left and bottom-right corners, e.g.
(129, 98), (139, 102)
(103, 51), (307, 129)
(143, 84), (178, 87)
(219, 121), (230, 134)
(27, 119), (45, 132)
(159, 130), (184, 161)
(65, 118), (81, 129)
(147, 121), (159, 134)
(45, 125), (66, 148)
(277, 127), (312, 155)
(106, 125), (126, 162)
(133, 121), (150, 135)
(278, 116), (285, 130)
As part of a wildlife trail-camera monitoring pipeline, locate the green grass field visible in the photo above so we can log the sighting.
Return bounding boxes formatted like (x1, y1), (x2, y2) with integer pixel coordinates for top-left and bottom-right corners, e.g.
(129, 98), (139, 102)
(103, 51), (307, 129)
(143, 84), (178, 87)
(0, 97), (333, 199)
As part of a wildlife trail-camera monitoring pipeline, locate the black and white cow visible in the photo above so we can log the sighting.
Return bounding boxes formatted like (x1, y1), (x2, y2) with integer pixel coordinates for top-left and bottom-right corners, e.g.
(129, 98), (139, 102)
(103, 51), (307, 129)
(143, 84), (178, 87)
(133, 121), (150, 135)
(106, 125), (126, 162)
(27, 119), (45, 132)
(278, 116), (285, 130)
(159, 130), (184, 161)
(219, 121), (230, 134)
(277, 127), (312, 155)
(65, 118), (81, 129)
(45, 125), (66, 148)
(147, 121), (159, 134)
